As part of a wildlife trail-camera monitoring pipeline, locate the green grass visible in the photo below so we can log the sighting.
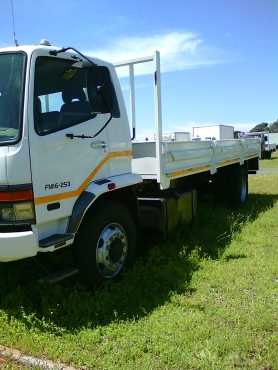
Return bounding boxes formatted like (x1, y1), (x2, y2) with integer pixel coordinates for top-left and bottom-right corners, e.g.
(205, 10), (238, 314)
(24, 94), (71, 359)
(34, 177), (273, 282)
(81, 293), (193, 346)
(260, 150), (278, 168)
(0, 359), (30, 369)
(0, 175), (277, 369)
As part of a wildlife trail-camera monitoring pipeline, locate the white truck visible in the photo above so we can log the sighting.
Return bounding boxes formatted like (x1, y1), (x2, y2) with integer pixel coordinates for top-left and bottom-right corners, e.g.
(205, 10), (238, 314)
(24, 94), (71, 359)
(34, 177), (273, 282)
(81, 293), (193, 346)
(242, 132), (276, 159)
(0, 41), (260, 285)
(193, 124), (234, 141)
(163, 132), (191, 142)
(269, 132), (278, 149)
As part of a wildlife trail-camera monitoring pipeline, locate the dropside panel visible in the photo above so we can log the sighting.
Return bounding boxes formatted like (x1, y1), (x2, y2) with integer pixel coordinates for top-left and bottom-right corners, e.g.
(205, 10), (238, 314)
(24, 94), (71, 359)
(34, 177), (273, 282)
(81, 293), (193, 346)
(132, 139), (260, 189)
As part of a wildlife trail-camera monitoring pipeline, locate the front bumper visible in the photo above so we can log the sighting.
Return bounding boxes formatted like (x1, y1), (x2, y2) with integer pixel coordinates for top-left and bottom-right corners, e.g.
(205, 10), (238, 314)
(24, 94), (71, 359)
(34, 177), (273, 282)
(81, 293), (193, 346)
(0, 230), (37, 262)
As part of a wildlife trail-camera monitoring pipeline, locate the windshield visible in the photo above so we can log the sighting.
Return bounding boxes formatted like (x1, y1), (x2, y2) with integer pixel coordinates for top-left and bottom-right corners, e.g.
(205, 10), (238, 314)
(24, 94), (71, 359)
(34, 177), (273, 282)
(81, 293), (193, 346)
(0, 53), (25, 143)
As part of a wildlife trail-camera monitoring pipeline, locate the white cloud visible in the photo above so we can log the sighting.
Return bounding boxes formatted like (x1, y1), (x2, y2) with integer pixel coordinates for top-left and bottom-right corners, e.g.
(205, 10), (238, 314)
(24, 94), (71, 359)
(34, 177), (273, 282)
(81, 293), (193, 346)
(86, 31), (230, 77)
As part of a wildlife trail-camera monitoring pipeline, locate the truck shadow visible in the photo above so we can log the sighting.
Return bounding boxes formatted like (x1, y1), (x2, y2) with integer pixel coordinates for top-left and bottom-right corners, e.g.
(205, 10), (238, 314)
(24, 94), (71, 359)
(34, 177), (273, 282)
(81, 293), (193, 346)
(0, 192), (277, 333)
(183, 192), (278, 259)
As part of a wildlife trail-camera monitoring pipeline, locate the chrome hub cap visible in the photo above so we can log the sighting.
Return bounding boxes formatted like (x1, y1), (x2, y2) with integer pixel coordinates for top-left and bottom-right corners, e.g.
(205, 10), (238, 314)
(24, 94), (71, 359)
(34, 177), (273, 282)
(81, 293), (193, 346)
(96, 223), (128, 278)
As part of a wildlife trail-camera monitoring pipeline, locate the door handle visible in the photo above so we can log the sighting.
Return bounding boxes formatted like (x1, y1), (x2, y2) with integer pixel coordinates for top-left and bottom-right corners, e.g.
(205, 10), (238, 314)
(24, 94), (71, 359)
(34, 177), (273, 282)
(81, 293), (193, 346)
(90, 141), (107, 150)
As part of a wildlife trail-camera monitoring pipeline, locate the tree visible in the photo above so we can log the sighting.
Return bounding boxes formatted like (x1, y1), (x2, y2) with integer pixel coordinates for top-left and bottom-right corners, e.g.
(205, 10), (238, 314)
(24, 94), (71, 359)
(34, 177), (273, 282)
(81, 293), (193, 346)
(269, 119), (278, 133)
(250, 122), (269, 132)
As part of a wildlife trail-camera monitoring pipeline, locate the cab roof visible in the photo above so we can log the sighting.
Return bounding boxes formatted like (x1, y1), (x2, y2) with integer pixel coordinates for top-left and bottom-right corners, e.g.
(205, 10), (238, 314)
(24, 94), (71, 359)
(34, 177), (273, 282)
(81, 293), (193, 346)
(0, 44), (112, 68)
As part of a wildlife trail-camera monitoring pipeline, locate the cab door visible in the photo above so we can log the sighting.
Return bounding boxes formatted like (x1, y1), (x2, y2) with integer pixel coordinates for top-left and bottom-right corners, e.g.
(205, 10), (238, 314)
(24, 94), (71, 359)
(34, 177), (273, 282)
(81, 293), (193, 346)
(28, 51), (113, 236)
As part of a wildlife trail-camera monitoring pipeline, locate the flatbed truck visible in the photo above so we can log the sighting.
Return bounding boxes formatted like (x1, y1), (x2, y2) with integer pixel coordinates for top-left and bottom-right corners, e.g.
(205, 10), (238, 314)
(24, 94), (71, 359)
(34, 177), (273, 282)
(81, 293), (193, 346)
(0, 41), (260, 284)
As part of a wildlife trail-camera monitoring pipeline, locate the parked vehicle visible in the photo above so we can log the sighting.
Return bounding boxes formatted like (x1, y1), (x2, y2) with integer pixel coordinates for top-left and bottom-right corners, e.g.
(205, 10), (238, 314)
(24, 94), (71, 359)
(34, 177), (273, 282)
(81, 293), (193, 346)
(234, 130), (245, 139)
(0, 42), (260, 284)
(242, 132), (276, 159)
(163, 132), (191, 142)
(192, 124), (234, 141)
(269, 133), (278, 149)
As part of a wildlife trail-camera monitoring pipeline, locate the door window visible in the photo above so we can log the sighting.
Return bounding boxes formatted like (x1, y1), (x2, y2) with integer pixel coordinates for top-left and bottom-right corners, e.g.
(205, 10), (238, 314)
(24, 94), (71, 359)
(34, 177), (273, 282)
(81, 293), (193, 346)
(0, 52), (26, 143)
(34, 57), (98, 135)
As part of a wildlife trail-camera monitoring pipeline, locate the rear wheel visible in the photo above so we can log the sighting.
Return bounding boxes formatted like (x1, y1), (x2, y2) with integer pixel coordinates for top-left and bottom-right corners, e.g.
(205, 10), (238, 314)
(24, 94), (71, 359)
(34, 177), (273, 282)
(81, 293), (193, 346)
(262, 151), (271, 159)
(236, 165), (248, 204)
(214, 164), (248, 206)
(75, 202), (136, 286)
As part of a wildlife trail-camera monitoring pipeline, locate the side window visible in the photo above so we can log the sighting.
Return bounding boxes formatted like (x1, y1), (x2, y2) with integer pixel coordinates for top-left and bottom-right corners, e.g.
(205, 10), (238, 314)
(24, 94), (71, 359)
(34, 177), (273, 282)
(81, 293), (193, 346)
(34, 57), (95, 135)
(40, 93), (64, 113)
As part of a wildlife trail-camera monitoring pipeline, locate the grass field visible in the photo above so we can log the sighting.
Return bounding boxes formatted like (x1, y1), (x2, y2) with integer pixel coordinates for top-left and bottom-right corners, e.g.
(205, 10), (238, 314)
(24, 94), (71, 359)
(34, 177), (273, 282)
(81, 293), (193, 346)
(0, 172), (277, 369)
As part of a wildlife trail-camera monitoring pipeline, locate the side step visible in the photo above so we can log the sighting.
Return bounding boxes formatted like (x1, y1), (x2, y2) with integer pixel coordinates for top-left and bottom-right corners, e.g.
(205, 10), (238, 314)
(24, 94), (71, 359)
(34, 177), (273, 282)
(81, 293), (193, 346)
(39, 233), (74, 250)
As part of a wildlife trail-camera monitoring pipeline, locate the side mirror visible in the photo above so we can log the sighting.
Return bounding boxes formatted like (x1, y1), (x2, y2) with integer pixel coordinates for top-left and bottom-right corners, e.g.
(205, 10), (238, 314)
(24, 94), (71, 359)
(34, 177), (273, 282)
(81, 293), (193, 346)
(87, 66), (120, 118)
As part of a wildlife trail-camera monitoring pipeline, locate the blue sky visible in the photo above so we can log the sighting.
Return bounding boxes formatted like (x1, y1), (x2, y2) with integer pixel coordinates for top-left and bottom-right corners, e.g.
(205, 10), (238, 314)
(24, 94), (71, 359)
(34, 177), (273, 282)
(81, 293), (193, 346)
(1, 0), (277, 138)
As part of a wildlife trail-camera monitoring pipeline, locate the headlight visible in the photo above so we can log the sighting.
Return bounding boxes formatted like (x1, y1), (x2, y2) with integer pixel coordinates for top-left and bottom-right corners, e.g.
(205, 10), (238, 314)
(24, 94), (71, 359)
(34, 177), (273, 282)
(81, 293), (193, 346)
(1, 206), (14, 221)
(0, 202), (35, 223)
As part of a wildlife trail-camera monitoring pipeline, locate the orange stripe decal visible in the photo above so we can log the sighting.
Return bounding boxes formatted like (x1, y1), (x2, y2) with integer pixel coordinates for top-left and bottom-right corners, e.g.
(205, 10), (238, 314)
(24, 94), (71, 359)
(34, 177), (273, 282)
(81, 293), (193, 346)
(217, 158), (240, 167)
(34, 150), (132, 205)
(167, 155), (257, 179)
(167, 165), (210, 179)
(247, 155), (258, 160)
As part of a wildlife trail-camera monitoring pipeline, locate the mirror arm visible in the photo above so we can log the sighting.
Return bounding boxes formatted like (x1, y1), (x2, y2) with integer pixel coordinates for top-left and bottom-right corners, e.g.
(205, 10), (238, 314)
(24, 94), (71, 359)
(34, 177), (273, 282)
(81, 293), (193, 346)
(49, 47), (97, 67)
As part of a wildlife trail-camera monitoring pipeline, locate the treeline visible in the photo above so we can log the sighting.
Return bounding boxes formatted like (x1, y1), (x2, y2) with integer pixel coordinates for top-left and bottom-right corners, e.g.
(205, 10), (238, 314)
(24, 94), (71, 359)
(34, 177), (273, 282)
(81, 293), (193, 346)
(250, 119), (278, 133)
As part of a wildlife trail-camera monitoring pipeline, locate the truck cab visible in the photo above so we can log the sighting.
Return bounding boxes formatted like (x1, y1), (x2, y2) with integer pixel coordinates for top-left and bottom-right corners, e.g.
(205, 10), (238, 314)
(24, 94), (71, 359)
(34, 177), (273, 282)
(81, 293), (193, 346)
(0, 43), (140, 263)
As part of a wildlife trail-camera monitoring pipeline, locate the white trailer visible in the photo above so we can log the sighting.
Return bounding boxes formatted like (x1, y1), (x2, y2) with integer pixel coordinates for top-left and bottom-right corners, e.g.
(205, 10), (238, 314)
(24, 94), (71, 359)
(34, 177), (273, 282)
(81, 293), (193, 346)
(193, 125), (234, 140)
(0, 42), (260, 285)
(163, 132), (191, 142)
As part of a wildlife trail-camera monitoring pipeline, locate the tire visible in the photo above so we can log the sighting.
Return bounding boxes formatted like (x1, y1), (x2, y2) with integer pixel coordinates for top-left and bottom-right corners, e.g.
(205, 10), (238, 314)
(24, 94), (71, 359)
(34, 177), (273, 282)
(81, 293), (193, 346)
(214, 164), (248, 206)
(263, 151), (271, 159)
(231, 164), (248, 205)
(74, 202), (137, 286)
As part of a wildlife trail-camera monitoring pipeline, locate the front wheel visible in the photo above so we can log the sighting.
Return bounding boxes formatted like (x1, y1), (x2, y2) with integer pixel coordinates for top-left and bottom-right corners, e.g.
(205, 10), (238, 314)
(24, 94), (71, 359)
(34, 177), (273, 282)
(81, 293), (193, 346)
(75, 202), (136, 286)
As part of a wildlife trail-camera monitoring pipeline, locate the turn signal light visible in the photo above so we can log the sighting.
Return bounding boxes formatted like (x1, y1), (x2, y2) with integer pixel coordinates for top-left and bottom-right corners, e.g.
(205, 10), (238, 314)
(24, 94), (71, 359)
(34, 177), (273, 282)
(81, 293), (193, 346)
(0, 189), (33, 202)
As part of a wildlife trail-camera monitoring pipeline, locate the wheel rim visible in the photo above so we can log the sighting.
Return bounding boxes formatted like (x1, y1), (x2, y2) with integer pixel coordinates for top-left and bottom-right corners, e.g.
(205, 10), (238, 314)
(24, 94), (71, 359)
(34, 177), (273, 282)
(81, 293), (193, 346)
(96, 223), (128, 278)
